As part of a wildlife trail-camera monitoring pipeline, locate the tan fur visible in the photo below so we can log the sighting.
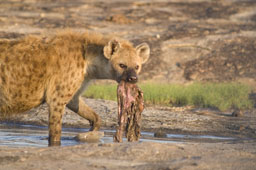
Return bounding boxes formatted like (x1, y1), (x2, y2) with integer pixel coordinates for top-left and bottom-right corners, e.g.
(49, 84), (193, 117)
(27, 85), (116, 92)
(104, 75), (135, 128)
(0, 30), (150, 146)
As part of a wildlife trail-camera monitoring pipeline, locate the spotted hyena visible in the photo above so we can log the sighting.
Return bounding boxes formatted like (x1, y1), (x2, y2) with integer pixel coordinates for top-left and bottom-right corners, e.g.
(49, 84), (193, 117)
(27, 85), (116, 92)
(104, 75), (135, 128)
(0, 31), (150, 146)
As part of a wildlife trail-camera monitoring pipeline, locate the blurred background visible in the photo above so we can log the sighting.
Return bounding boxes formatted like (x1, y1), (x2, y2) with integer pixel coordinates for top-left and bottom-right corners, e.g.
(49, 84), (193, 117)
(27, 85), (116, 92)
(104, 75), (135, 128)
(0, 0), (255, 110)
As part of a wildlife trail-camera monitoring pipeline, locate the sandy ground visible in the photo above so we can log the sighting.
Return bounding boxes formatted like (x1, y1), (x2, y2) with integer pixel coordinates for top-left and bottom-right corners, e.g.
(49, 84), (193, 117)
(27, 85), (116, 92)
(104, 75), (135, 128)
(0, 141), (256, 170)
(0, 0), (256, 169)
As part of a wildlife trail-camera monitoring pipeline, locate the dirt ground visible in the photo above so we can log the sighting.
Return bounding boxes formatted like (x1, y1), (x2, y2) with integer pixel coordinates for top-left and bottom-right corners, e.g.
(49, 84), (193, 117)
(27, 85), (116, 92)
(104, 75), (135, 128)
(0, 0), (256, 169)
(0, 141), (256, 170)
(1, 98), (256, 170)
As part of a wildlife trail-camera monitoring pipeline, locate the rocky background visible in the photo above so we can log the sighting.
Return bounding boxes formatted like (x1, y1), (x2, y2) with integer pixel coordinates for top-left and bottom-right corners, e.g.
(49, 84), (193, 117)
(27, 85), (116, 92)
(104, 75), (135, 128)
(0, 0), (256, 86)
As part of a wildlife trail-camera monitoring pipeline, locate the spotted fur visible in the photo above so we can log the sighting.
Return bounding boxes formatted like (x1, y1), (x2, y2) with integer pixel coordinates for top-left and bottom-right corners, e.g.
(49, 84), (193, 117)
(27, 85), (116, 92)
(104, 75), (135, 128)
(0, 31), (150, 146)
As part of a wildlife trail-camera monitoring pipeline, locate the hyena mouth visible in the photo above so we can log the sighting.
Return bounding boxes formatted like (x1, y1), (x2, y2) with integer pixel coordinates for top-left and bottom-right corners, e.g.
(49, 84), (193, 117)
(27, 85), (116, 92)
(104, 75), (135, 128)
(120, 69), (138, 83)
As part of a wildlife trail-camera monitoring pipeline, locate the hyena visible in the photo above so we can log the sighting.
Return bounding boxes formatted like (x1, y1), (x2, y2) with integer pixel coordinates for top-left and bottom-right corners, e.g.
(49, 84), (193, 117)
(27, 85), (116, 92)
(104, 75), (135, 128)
(0, 31), (150, 146)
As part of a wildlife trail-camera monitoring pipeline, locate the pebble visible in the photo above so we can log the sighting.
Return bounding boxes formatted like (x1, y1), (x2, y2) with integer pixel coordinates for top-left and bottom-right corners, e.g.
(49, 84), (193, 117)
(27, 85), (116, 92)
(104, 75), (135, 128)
(231, 110), (244, 117)
(154, 131), (167, 138)
(74, 131), (104, 143)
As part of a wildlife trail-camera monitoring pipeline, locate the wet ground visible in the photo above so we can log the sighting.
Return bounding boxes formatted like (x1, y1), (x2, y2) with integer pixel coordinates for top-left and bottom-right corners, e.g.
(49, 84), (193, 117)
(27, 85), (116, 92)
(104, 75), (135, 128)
(0, 123), (238, 148)
(0, 129), (255, 170)
(4, 98), (256, 140)
(0, 122), (256, 170)
(0, 98), (256, 169)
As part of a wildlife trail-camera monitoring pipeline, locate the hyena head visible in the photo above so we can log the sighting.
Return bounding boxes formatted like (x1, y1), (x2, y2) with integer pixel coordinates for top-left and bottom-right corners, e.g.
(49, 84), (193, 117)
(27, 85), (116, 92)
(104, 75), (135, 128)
(103, 39), (150, 83)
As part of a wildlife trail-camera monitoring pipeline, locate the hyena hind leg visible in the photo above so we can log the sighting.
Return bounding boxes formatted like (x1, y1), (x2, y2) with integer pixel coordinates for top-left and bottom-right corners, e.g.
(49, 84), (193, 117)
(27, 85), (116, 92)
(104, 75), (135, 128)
(67, 97), (101, 131)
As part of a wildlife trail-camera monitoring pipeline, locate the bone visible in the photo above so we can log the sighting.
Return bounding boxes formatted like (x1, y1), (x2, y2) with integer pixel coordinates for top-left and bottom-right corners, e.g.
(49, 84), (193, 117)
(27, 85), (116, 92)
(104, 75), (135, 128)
(114, 81), (144, 142)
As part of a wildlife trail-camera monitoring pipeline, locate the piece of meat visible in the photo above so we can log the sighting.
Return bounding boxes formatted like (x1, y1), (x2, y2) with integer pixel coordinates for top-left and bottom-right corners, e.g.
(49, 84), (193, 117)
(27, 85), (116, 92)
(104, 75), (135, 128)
(114, 80), (144, 142)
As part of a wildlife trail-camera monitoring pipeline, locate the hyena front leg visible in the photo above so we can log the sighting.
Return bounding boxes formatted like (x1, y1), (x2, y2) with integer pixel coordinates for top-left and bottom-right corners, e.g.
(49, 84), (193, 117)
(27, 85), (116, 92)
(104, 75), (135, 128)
(67, 97), (101, 131)
(46, 82), (73, 146)
(48, 103), (65, 146)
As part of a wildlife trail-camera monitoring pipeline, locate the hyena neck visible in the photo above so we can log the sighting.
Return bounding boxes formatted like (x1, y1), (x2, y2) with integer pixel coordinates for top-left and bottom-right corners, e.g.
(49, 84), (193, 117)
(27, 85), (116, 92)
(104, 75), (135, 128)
(86, 53), (113, 80)
(81, 37), (115, 81)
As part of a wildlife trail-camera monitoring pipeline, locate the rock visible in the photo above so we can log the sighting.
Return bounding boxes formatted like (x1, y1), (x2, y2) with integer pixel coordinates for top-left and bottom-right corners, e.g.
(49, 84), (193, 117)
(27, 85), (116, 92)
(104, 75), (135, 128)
(74, 131), (104, 143)
(231, 110), (244, 117)
(105, 14), (133, 24)
(154, 131), (167, 138)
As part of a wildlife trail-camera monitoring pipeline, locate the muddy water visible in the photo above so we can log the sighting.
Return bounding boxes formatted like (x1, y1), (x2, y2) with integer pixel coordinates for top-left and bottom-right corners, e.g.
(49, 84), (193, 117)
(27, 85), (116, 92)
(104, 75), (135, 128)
(0, 123), (236, 147)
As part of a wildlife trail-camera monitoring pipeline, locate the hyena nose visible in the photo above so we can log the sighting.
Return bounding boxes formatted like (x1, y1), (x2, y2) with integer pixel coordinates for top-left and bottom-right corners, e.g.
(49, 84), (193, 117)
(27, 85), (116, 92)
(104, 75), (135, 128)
(128, 76), (138, 83)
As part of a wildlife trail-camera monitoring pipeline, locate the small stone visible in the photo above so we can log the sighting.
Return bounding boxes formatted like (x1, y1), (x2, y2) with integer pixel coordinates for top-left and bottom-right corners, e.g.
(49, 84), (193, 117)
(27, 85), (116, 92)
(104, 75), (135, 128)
(19, 157), (26, 162)
(239, 125), (245, 131)
(40, 13), (45, 18)
(154, 131), (167, 138)
(106, 14), (133, 24)
(74, 131), (104, 143)
(231, 110), (244, 117)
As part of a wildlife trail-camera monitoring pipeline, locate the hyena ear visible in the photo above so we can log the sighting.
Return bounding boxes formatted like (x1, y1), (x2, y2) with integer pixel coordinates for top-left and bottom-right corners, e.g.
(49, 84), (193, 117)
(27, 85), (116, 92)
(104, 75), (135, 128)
(103, 39), (121, 60)
(136, 43), (150, 64)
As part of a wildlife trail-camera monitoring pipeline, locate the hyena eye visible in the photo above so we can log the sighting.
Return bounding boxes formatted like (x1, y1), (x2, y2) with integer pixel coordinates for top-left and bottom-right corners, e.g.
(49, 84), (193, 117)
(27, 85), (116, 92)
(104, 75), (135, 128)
(119, 64), (127, 69)
(135, 65), (139, 70)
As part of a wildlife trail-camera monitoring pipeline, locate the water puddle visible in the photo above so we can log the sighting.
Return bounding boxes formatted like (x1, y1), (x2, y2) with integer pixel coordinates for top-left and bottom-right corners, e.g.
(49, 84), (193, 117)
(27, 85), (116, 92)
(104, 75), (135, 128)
(0, 123), (235, 147)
